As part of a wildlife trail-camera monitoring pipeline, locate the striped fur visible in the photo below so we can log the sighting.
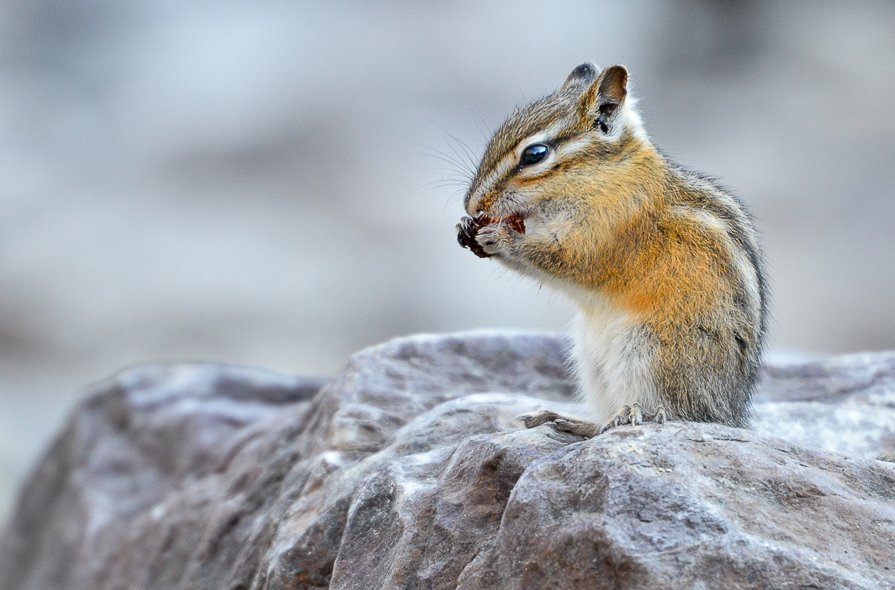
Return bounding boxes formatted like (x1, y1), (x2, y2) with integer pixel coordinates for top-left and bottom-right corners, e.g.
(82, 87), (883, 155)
(462, 63), (767, 428)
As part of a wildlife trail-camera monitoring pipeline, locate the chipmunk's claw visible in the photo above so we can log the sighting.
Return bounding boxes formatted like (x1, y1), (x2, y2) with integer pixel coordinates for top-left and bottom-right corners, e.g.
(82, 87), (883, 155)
(600, 403), (666, 434)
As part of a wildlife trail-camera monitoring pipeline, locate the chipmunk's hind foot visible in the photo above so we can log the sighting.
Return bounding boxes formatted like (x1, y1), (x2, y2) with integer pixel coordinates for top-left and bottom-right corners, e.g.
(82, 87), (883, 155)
(550, 417), (601, 438)
(600, 403), (666, 434)
(516, 409), (601, 438)
(516, 409), (562, 429)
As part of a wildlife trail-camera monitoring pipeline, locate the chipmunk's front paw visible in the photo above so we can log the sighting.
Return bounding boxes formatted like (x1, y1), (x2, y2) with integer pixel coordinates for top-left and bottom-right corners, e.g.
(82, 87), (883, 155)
(457, 215), (491, 258)
(475, 222), (516, 257)
(458, 213), (525, 259)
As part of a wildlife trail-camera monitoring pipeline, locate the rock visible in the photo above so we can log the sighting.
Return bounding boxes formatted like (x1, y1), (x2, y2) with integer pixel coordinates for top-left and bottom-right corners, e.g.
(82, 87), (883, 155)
(457, 423), (895, 590)
(753, 352), (895, 456)
(2, 332), (895, 590)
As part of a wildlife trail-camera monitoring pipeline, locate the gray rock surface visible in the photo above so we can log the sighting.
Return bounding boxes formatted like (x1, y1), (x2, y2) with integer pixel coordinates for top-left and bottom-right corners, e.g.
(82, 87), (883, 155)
(2, 332), (895, 590)
(754, 352), (895, 456)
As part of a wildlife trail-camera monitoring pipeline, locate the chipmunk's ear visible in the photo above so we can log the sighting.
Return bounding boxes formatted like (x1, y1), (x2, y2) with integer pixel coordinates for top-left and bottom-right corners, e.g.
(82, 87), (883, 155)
(561, 62), (599, 90)
(579, 64), (628, 134)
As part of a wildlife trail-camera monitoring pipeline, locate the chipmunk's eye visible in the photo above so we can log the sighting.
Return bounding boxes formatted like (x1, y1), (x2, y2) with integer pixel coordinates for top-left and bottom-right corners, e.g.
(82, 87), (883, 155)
(520, 143), (549, 167)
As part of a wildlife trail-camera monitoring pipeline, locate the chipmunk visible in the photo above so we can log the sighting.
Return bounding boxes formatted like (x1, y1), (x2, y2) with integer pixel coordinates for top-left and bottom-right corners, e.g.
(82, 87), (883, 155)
(457, 63), (767, 437)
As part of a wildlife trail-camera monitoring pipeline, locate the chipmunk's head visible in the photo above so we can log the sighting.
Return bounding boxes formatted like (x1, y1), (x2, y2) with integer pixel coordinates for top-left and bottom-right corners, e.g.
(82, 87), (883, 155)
(464, 63), (649, 219)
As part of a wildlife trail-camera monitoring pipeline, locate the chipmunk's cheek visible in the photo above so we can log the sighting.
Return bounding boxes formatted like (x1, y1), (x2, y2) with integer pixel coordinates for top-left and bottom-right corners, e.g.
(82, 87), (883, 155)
(523, 210), (573, 241)
(521, 215), (547, 238)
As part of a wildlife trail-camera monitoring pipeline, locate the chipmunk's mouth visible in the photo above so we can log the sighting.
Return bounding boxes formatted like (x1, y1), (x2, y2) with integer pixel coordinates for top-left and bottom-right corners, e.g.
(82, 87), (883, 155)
(473, 211), (527, 234)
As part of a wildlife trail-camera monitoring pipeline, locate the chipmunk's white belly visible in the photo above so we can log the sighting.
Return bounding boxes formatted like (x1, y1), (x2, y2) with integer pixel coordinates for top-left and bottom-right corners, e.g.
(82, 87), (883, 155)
(570, 296), (660, 423)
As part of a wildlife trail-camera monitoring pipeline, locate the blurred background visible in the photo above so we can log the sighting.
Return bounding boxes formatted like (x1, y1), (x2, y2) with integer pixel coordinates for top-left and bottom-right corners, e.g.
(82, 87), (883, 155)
(1, 0), (894, 522)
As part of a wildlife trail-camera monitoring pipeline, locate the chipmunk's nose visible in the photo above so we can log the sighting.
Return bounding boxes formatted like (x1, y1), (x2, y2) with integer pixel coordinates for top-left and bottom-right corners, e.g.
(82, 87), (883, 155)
(468, 190), (499, 217)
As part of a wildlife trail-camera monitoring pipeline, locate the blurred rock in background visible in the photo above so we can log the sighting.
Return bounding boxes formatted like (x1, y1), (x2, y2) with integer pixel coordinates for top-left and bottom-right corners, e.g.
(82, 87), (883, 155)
(1, 0), (893, 523)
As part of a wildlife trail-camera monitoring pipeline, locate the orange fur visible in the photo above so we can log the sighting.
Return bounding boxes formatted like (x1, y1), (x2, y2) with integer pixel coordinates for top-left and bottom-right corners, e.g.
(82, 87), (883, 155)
(458, 63), (767, 430)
